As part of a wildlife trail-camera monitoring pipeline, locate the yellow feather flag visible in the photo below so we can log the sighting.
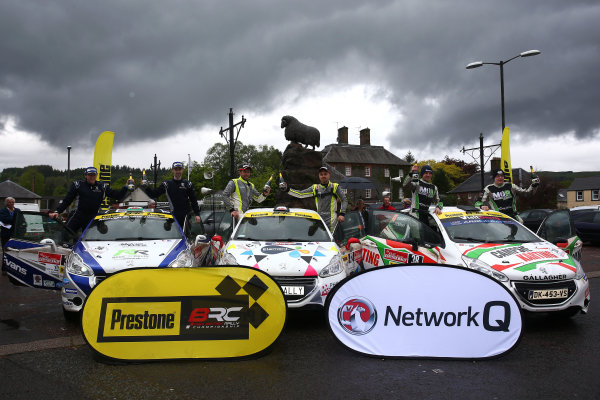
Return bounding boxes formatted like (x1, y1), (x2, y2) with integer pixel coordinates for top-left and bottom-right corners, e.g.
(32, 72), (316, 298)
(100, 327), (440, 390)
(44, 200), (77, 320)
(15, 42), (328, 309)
(93, 131), (114, 211)
(500, 127), (512, 184)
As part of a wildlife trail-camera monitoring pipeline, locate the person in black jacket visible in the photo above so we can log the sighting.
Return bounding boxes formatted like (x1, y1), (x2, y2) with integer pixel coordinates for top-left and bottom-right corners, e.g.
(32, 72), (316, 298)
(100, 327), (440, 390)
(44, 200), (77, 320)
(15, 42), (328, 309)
(142, 161), (201, 228)
(49, 167), (129, 233)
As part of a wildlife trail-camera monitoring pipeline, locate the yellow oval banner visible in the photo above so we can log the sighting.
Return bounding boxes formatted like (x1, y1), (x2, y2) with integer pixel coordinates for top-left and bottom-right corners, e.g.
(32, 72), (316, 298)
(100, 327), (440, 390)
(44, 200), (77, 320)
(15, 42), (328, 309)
(81, 267), (287, 361)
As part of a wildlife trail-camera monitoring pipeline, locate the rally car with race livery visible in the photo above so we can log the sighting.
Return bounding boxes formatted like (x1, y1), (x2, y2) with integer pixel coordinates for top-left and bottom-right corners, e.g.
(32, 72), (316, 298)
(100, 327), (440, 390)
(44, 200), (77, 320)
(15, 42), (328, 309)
(337, 206), (589, 317)
(209, 206), (358, 308)
(4, 208), (208, 319)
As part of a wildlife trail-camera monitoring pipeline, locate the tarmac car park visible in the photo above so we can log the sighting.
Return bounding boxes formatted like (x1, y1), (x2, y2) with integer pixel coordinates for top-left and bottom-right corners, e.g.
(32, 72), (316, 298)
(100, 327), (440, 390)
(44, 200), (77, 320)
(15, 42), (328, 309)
(209, 206), (359, 308)
(3, 207), (209, 319)
(337, 206), (590, 317)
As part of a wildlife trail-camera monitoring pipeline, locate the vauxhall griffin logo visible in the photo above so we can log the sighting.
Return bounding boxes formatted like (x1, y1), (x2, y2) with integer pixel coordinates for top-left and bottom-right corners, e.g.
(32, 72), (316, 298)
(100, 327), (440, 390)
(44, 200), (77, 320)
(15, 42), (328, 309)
(338, 297), (377, 335)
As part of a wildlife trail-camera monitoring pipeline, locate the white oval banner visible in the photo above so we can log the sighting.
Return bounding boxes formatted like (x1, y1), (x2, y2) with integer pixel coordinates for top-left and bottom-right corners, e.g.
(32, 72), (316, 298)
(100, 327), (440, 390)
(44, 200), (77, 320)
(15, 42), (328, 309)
(326, 265), (523, 359)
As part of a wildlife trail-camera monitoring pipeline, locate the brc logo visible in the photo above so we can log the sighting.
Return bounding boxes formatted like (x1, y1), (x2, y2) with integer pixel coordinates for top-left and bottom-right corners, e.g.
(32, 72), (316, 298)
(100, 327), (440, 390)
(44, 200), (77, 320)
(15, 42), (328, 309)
(188, 307), (243, 323)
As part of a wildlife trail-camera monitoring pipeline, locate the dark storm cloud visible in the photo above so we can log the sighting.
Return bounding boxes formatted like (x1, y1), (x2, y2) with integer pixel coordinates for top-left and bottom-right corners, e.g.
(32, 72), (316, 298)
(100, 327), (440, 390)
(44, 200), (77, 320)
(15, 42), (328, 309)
(1, 0), (598, 150)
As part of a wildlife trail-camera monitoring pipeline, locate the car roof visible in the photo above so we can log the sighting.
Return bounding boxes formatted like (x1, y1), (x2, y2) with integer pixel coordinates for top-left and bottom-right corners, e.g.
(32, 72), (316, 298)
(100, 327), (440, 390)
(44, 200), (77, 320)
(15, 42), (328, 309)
(94, 210), (174, 220)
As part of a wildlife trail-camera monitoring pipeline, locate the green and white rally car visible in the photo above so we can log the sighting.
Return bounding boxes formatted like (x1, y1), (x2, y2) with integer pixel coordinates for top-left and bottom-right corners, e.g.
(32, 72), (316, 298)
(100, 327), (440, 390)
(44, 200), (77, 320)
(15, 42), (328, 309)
(338, 206), (590, 317)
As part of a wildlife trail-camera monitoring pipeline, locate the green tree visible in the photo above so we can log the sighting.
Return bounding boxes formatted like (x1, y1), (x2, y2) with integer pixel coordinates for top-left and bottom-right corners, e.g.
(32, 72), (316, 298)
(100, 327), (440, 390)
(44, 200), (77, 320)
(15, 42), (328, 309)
(18, 167), (46, 195)
(404, 150), (416, 164)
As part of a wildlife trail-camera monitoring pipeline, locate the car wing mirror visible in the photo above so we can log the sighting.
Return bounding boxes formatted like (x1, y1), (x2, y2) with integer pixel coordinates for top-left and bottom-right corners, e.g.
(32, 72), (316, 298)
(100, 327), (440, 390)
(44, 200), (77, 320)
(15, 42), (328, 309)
(402, 237), (419, 252)
(40, 238), (57, 252)
(553, 237), (568, 248)
(345, 237), (360, 250)
(195, 234), (208, 245)
(211, 235), (223, 250)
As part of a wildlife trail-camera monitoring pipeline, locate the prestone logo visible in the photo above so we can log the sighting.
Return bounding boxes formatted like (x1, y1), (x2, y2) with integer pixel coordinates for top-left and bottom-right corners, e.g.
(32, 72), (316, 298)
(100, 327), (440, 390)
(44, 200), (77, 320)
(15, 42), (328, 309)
(337, 297), (377, 335)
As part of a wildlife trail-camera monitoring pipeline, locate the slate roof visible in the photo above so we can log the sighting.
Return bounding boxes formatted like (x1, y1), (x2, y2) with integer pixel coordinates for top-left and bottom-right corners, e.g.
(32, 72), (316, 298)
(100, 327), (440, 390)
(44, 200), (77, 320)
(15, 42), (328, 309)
(322, 144), (410, 166)
(449, 168), (532, 194)
(567, 177), (600, 191)
(0, 180), (41, 199)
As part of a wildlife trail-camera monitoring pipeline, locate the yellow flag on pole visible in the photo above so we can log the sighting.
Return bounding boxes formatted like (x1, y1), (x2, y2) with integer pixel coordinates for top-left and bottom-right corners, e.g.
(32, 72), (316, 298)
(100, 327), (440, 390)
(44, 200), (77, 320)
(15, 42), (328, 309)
(93, 131), (114, 211)
(500, 127), (512, 184)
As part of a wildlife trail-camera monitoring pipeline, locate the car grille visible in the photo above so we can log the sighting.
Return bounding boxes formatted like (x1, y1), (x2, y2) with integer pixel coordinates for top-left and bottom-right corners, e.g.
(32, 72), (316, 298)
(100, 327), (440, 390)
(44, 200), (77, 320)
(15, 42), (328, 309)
(273, 276), (317, 302)
(513, 280), (577, 306)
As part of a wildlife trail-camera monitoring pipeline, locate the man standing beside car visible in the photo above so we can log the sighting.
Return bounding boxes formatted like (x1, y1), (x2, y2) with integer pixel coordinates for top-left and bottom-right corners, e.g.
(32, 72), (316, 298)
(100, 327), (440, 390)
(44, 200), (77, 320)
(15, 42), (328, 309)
(403, 164), (443, 224)
(285, 166), (348, 232)
(143, 161), (201, 229)
(480, 169), (539, 221)
(223, 164), (271, 222)
(1, 197), (21, 275)
(50, 167), (130, 234)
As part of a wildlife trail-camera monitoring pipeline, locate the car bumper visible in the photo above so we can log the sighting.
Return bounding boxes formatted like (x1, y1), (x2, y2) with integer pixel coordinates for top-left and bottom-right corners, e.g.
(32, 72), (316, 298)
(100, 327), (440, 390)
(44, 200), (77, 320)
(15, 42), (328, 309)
(271, 272), (346, 308)
(507, 276), (590, 314)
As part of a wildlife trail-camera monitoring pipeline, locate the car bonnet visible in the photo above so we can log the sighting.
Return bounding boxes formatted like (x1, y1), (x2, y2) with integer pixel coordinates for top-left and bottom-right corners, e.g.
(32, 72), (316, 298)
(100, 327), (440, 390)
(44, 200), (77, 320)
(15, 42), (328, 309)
(224, 240), (339, 276)
(77, 239), (186, 274)
(459, 241), (578, 280)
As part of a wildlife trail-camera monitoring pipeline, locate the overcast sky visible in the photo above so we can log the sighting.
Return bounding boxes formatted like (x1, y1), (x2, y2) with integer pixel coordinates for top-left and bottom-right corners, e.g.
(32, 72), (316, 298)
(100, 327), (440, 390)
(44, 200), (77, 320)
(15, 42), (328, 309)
(1, 0), (599, 174)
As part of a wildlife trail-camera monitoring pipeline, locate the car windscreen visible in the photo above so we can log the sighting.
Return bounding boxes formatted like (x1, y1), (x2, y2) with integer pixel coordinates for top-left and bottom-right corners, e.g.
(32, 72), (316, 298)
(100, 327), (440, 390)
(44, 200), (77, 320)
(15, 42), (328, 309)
(368, 210), (431, 243)
(439, 212), (540, 243)
(83, 215), (181, 241)
(233, 214), (331, 242)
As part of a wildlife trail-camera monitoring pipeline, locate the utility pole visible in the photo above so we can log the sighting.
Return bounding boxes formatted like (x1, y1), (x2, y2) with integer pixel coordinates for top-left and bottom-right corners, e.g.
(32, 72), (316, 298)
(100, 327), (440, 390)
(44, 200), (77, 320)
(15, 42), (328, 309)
(149, 154), (161, 189)
(219, 108), (246, 179)
(460, 133), (501, 193)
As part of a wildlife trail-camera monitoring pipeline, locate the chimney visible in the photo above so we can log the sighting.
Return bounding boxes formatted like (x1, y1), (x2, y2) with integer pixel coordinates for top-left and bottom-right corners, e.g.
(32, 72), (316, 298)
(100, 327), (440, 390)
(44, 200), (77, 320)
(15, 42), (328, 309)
(490, 157), (501, 174)
(337, 126), (348, 144)
(360, 128), (371, 146)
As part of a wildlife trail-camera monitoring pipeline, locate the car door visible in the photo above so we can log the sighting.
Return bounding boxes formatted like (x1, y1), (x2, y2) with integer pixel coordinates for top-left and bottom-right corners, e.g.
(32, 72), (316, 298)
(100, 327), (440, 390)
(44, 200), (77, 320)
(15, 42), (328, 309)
(4, 211), (76, 289)
(333, 210), (366, 273)
(537, 209), (582, 261)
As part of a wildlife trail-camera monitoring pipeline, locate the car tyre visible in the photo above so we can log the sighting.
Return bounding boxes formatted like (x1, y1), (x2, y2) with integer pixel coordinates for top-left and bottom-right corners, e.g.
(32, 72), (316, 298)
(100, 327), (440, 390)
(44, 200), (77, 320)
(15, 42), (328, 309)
(62, 307), (81, 323)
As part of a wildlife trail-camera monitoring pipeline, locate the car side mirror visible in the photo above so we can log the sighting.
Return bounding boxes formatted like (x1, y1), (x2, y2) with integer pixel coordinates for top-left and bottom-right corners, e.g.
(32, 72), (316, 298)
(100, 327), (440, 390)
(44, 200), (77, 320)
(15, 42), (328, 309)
(211, 235), (223, 250)
(40, 238), (57, 252)
(402, 237), (419, 252)
(553, 237), (568, 248)
(195, 234), (208, 246)
(346, 237), (360, 251)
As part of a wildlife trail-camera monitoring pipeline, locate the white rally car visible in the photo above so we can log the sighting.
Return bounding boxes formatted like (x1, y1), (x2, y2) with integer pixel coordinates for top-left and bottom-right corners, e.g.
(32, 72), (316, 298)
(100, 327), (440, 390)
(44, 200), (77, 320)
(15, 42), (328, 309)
(337, 206), (590, 317)
(210, 206), (358, 308)
(4, 208), (208, 319)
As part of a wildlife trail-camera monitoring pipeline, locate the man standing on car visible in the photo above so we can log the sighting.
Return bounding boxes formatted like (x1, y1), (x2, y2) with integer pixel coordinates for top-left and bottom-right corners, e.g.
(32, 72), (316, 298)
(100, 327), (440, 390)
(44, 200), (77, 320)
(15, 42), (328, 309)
(143, 161), (201, 229)
(480, 169), (539, 221)
(285, 166), (348, 231)
(223, 164), (271, 221)
(50, 167), (131, 233)
(403, 164), (443, 224)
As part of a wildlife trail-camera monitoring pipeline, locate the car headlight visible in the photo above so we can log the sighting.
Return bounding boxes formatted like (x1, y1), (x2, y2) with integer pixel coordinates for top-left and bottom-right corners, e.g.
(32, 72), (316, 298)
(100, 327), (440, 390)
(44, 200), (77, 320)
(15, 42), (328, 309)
(461, 255), (508, 282)
(66, 253), (93, 276)
(220, 252), (238, 265)
(319, 256), (343, 278)
(169, 250), (193, 268)
(574, 259), (585, 280)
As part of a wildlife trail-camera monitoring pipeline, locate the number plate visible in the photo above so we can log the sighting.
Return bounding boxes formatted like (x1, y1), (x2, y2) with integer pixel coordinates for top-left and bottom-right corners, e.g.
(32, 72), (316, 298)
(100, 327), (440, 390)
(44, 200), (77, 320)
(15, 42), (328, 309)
(282, 286), (304, 296)
(528, 288), (569, 300)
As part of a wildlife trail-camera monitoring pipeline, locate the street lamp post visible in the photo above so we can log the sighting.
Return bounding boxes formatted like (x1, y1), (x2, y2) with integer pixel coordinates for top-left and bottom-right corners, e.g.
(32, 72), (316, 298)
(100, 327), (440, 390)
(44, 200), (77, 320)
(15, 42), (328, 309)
(66, 146), (72, 187)
(466, 50), (540, 132)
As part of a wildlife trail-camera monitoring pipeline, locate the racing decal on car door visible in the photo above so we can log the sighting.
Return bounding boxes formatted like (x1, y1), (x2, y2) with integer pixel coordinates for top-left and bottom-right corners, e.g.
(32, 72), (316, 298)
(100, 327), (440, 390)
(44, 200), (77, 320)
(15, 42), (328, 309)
(81, 266), (286, 361)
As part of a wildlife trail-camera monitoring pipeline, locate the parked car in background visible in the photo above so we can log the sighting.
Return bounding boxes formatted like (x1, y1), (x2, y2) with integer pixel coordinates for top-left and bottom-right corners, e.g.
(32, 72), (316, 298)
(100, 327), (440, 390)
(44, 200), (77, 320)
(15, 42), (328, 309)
(520, 208), (553, 232)
(571, 209), (600, 245)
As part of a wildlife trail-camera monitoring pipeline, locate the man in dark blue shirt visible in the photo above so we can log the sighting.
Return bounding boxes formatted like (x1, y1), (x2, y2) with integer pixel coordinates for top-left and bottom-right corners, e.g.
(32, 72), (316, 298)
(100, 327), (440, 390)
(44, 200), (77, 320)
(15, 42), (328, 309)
(143, 161), (201, 229)
(50, 167), (129, 233)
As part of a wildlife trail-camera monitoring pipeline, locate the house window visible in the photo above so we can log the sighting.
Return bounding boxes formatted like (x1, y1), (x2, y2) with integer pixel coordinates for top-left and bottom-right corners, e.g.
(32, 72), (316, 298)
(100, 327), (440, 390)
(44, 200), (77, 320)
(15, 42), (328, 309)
(383, 187), (390, 194)
(593, 189), (599, 201)
(365, 167), (371, 177)
(345, 165), (352, 176)
(365, 189), (372, 199)
(576, 191), (584, 202)
(468, 193), (472, 200)
(384, 168), (390, 178)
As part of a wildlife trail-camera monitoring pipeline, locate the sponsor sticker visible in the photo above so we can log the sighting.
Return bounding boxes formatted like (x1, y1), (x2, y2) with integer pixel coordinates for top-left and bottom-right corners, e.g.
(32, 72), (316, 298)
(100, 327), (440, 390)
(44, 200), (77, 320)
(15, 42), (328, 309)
(38, 251), (63, 265)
